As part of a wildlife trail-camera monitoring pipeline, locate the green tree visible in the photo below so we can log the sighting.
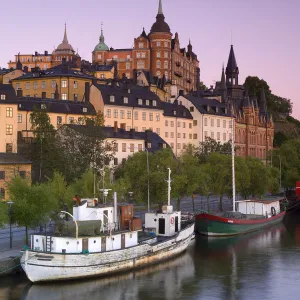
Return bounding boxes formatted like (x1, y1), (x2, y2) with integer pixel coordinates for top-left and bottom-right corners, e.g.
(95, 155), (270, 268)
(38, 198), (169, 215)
(199, 81), (208, 91)
(8, 177), (58, 244)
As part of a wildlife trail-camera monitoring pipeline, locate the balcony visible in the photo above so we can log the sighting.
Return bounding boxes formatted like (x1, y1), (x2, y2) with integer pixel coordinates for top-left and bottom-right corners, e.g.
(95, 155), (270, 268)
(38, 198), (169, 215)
(174, 70), (182, 77)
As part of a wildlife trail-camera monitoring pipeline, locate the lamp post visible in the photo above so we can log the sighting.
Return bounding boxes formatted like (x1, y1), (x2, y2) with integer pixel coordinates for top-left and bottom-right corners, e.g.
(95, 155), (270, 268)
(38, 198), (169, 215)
(145, 148), (150, 212)
(7, 201), (14, 249)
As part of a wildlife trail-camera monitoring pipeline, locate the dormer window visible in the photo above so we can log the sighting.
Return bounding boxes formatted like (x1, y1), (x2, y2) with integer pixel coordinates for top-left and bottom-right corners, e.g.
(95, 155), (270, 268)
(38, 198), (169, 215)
(83, 107), (87, 113)
(0, 94), (6, 100)
(147, 142), (152, 149)
(146, 100), (149, 106)
(173, 110), (176, 116)
(41, 104), (46, 110)
(153, 100), (157, 106)
(123, 97), (128, 104)
(138, 98), (143, 105)
(190, 106), (194, 112)
(110, 95), (115, 103)
(139, 42), (144, 48)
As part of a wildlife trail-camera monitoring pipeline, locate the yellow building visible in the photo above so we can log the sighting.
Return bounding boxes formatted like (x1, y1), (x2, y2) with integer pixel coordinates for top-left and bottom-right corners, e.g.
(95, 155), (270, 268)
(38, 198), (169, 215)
(0, 153), (32, 200)
(11, 63), (94, 101)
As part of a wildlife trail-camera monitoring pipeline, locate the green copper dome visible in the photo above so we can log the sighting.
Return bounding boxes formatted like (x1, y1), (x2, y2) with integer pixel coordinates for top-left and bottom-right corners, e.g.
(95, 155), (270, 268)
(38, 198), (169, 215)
(94, 29), (109, 51)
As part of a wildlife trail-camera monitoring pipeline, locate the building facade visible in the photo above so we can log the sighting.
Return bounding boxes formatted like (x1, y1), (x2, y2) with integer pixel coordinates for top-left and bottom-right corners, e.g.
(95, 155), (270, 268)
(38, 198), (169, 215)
(92, 0), (200, 93)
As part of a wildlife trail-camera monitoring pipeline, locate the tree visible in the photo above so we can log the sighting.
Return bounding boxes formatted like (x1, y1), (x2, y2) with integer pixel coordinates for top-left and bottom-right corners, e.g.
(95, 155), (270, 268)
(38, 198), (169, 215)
(8, 177), (58, 244)
(199, 81), (208, 91)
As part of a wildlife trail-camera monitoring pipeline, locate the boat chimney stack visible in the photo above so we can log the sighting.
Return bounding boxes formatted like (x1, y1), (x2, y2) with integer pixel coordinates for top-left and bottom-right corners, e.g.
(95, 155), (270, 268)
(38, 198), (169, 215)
(113, 192), (118, 227)
(167, 168), (171, 206)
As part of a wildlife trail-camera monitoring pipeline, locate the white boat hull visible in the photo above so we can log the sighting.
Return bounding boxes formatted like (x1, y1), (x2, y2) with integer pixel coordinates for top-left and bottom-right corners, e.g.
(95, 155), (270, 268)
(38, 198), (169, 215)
(21, 223), (194, 282)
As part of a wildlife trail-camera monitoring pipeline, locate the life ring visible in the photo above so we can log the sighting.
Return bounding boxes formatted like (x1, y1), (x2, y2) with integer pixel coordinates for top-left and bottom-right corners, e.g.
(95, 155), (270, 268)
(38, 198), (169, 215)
(271, 207), (276, 216)
(171, 217), (175, 224)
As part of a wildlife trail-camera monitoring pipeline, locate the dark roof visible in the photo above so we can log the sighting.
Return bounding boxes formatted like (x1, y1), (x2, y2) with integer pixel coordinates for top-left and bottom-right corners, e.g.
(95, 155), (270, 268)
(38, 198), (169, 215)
(63, 125), (169, 153)
(0, 153), (31, 165)
(95, 65), (114, 72)
(11, 65), (94, 81)
(1, 97), (96, 115)
(185, 95), (231, 116)
(110, 48), (132, 52)
(0, 84), (17, 100)
(150, 13), (171, 33)
(161, 101), (193, 119)
(140, 28), (148, 39)
(0, 68), (10, 75)
(226, 45), (238, 74)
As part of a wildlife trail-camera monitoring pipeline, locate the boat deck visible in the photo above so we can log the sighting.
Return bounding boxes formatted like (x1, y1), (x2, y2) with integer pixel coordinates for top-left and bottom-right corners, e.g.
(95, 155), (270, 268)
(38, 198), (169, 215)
(215, 212), (266, 220)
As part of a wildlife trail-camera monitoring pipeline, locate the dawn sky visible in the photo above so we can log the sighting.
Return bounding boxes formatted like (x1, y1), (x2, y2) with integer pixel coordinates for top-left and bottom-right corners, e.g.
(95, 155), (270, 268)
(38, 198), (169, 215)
(1, 0), (299, 119)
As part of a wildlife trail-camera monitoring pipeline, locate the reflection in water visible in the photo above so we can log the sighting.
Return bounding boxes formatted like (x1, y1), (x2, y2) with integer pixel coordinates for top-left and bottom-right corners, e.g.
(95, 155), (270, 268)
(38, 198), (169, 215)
(21, 247), (195, 300)
(3, 215), (300, 300)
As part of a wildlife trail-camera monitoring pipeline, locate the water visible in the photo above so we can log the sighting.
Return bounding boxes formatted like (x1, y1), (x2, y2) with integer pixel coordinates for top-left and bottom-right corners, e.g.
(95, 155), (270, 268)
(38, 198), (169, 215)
(1, 212), (300, 300)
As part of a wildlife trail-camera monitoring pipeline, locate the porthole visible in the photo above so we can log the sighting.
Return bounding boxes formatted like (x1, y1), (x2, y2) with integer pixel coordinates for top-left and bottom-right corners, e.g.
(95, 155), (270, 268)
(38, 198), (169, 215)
(94, 240), (96, 243)
(66, 241), (69, 245)
(77, 241), (79, 244)
(36, 239), (38, 242)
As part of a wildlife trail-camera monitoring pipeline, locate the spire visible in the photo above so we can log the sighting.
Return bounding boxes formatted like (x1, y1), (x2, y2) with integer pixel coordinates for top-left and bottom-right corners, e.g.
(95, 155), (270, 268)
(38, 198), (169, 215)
(16, 52), (22, 70)
(188, 39), (192, 53)
(220, 65), (226, 89)
(63, 22), (68, 44)
(226, 45), (238, 73)
(158, 0), (163, 15)
(226, 45), (239, 86)
(259, 88), (268, 117)
(100, 22), (104, 43)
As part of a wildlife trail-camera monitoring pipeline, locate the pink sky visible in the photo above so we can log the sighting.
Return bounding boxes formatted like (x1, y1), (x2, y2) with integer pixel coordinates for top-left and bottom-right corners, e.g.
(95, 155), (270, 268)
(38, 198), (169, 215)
(1, 0), (299, 119)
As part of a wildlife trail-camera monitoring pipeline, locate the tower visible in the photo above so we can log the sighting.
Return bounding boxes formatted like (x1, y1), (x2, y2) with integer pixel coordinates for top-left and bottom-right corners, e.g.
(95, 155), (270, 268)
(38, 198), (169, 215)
(219, 65), (227, 103)
(93, 23), (109, 64)
(148, 0), (172, 79)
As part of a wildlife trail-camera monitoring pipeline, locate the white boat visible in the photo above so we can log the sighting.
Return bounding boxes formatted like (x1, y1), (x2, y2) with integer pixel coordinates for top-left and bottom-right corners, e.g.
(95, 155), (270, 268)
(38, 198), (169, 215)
(20, 169), (195, 282)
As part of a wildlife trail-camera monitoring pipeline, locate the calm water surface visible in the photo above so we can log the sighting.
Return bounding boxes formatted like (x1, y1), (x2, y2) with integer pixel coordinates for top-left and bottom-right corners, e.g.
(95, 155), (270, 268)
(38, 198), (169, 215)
(1, 213), (300, 300)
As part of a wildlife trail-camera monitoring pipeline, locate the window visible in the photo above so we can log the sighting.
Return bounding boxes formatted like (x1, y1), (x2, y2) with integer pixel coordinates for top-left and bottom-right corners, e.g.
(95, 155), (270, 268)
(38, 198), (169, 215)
(106, 109), (111, 118)
(126, 62), (130, 70)
(137, 61), (145, 69)
(217, 132), (220, 140)
(57, 116), (62, 125)
(6, 107), (13, 118)
(229, 120), (233, 128)
(26, 82), (30, 90)
(138, 98), (143, 105)
(153, 100), (157, 107)
(113, 109), (118, 118)
(178, 121), (181, 127)
(156, 128), (160, 135)
(122, 143), (126, 152)
(110, 95), (115, 103)
(78, 117), (83, 125)
(127, 111), (131, 119)
(113, 158), (118, 165)
(204, 131), (208, 137)
(19, 171), (26, 179)
(204, 118), (207, 126)
(183, 122), (186, 128)
(136, 52), (141, 58)
(165, 132), (169, 138)
(223, 133), (226, 141)
(127, 55), (131, 59)
(120, 110), (125, 119)
(156, 71), (161, 77)
(164, 61), (168, 69)
(217, 119), (220, 127)
(211, 132), (214, 139)
(6, 125), (13, 135)
(189, 134), (193, 139)
(134, 111), (138, 120)
(223, 120), (226, 128)
(164, 41), (168, 47)
(141, 52), (146, 58)
(51, 80), (56, 88)
(193, 120), (197, 126)
(189, 123), (192, 129)
(171, 143), (174, 149)
(147, 142), (152, 149)
(149, 113), (153, 121)
(62, 80), (67, 88)
(98, 54), (102, 59)
(193, 134), (198, 139)
(17, 113), (22, 123)
(0, 172), (5, 180)
(74, 81), (78, 88)
(62, 93), (67, 100)
(156, 60), (161, 68)
(178, 133), (181, 138)
(190, 106), (194, 112)
(156, 113), (160, 121)
(6, 143), (12, 153)
(171, 132), (174, 138)
(229, 133), (232, 140)
(100, 74), (105, 79)
(171, 121), (174, 127)
(157, 41), (161, 47)
(177, 143), (181, 149)
(183, 143), (187, 150)
(83, 107), (87, 113)
(123, 97), (128, 104)
(130, 144), (134, 153)
(41, 104), (46, 110)
(211, 119), (214, 127)
(114, 143), (119, 152)
(165, 120), (168, 126)
(113, 55), (118, 59)
(142, 112), (146, 121)
(69, 117), (74, 124)
(164, 52), (168, 58)
(146, 100), (150, 106)
(33, 82), (38, 89)
(41, 81), (46, 89)
(183, 133), (186, 139)
(0, 94), (6, 100)
(74, 94), (78, 101)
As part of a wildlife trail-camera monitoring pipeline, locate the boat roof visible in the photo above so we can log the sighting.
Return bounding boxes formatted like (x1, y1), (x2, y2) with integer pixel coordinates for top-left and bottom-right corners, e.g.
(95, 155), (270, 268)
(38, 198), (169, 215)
(236, 196), (285, 204)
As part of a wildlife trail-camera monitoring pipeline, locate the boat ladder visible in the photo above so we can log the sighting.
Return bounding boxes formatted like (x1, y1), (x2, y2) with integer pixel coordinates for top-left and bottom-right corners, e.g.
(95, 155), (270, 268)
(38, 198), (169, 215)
(46, 236), (52, 253)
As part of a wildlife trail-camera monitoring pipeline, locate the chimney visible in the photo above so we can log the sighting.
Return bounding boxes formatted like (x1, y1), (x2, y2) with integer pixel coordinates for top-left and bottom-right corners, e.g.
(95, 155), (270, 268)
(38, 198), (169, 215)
(85, 82), (90, 103)
(120, 123), (126, 130)
(130, 128), (135, 137)
(41, 92), (46, 99)
(114, 121), (118, 133)
(35, 51), (38, 56)
(179, 89), (184, 96)
(44, 51), (48, 56)
(23, 66), (28, 73)
(16, 89), (23, 97)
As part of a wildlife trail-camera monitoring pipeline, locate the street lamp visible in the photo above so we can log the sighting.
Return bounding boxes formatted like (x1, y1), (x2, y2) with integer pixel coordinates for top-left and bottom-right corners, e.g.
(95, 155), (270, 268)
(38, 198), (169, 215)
(145, 148), (150, 212)
(7, 201), (14, 249)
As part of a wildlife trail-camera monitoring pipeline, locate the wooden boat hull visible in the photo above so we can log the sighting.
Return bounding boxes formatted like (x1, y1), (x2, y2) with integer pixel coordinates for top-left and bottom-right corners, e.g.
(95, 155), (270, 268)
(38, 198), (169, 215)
(21, 223), (194, 283)
(195, 211), (286, 236)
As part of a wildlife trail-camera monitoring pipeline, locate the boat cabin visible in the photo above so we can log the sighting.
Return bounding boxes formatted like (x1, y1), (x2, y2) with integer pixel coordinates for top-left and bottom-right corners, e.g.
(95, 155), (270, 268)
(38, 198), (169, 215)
(237, 199), (280, 218)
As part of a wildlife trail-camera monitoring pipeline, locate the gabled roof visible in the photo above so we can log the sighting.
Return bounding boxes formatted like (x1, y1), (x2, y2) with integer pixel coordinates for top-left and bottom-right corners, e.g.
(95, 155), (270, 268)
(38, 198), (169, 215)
(0, 84), (17, 100)
(161, 101), (193, 119)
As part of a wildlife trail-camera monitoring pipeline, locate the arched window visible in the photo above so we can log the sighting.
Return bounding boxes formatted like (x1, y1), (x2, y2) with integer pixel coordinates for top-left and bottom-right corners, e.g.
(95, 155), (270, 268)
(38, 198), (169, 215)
(156, 60), (161, 68)
(164, 61), (168, 69)
(156, 71), (161, 78)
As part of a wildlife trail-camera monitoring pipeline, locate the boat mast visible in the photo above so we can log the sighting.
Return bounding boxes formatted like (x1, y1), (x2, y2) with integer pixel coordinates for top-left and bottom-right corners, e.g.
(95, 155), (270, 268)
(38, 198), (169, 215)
(167, 168), (171, 206)
(232, 117), (236, 212)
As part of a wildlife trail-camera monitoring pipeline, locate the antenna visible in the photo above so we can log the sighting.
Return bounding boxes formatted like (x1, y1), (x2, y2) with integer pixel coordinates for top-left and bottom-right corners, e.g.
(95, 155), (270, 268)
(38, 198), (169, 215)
(230, 29), (233, 45)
